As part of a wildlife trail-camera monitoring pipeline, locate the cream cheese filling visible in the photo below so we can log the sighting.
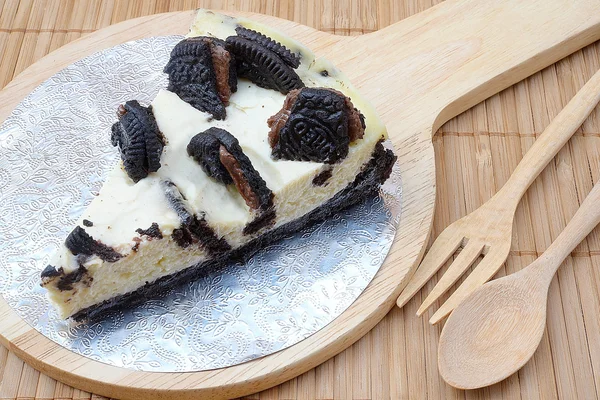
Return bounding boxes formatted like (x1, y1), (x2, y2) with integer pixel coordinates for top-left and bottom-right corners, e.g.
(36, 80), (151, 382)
(43, 10), (388, 319)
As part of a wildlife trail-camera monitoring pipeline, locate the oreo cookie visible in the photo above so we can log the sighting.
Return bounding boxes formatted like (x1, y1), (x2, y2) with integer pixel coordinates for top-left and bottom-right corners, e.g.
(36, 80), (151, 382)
(234, 26), (300, 68)
(187, 128), (273, 213)
(226, 29), (304, 94)
(268, 88), (365, 164)
(164, 37), (237, 120)
(65, 226), (122, 263)
(111, 100), (165, 183)
(186, 130), (233, 185)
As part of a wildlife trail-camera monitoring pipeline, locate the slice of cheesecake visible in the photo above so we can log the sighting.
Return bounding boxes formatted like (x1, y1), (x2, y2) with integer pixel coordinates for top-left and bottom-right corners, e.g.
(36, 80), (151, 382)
(40, 10), (396, 320)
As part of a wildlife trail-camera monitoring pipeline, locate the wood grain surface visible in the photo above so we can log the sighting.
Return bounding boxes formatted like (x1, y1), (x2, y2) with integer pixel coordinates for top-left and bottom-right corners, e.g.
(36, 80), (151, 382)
(1, 0), (600, 399)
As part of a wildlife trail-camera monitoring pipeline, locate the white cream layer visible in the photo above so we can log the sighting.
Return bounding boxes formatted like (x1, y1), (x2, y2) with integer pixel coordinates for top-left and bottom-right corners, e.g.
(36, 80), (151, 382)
(43, 10), (387, 319)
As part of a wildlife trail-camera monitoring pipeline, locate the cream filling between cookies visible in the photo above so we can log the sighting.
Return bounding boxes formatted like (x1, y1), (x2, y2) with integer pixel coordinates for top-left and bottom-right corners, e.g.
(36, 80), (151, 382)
(43, 10), (387, 319)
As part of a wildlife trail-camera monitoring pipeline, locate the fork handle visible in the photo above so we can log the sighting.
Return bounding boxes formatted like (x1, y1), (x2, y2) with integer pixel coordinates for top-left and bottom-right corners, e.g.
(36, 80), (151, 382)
(495, 68), (600, 208)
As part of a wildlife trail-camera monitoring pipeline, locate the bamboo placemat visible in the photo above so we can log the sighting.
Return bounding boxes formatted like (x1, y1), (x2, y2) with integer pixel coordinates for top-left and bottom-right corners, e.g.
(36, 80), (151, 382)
(1, 0), (600, 399)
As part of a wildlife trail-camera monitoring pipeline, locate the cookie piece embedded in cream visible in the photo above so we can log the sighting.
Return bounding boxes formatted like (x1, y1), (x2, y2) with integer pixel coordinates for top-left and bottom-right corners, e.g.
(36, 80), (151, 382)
(136, 223), (163, 239)
(162, 180), (231, 254)
(235, 26), (301, 68)
(188, 127), (273, 212)
(65, 226), (122, 262)
(111, 100), (165, 183)
(186, 125), (278, 235)
(164, 37), (237, 120)
(226, 33), (304, 94)
(187, 129), (235, 185)
(268, 88), (366, 164)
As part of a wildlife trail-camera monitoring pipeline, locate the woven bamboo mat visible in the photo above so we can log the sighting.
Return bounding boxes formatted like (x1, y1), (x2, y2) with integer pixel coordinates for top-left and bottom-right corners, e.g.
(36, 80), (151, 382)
(1, 0), (600, 399)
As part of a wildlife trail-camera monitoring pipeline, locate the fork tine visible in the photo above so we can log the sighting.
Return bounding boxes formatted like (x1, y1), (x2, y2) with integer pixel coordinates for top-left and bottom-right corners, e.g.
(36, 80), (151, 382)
(416, 239), (485, 316)
(429, 249), (507, 324)
(396, 230), (463, 308)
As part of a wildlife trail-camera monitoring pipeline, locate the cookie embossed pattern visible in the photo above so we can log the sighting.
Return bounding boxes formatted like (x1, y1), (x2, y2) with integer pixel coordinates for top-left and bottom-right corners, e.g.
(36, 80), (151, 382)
(0, 36), (402, 372)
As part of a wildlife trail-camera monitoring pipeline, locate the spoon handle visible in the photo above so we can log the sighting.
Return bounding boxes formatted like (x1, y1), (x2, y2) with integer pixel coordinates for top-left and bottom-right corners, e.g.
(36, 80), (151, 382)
(536, 179), (600, 282)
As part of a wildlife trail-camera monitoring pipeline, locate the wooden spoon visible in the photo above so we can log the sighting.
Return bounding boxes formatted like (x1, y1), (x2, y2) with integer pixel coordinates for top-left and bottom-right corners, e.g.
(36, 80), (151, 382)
(438, 164), (600, 390)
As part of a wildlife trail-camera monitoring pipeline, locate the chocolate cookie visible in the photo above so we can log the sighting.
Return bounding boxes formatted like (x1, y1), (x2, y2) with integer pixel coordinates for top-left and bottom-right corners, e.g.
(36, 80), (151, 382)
(111, 101), (165, 183)
(164, 37), (237, 120)
(65, 226), (122, 262)
(187, 128), (273, 212)
(226, 30), (304, 94)
(268, 88), (365, 164)
(234, 26), (300, 68)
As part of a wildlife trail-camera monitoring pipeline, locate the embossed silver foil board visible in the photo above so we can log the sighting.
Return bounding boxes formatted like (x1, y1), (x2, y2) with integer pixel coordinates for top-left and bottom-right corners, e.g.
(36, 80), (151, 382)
(0, 36), (402, 372)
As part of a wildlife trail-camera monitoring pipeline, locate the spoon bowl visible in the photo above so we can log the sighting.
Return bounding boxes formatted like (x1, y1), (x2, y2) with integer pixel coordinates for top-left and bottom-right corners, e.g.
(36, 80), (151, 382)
(438, 271), (548, 389)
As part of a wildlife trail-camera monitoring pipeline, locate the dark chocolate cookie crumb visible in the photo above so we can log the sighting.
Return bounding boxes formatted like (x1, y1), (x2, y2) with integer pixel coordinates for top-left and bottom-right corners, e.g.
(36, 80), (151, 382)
(82, 219), (93, 227)
(226, 35), (304, 94)
(132, 237), (142, 252)
(171, 215), (230, 254)
(111, 100), (165, 182)
(243, 208), (276, 235)
(187, 128), (273, 212)
(169, 84), (226, 120)
(57, 265), (88, 291)
(269, 88), (366, 164)
(40, 265), (61, 279)
(172, 226), (193, 248)
(162, 180), (231, 254)
(164, 37), (236, 120)
(161, 180), (193, 223)
(312, 168), (333, 186)
(320, 69), (329, 77)
(190, 216), (231, 254)
(235, 26), (301, 68)
(65, 226), (122, 263)
(136, 222), (163, 240)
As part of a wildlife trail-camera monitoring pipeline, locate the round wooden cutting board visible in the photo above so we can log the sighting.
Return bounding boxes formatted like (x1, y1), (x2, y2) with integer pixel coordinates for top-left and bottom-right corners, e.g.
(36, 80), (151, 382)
(0, 1), (599, 399)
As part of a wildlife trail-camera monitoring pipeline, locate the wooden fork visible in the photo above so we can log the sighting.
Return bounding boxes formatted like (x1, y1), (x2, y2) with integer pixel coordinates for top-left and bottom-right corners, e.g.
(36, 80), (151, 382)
(396, 68), (600, 325)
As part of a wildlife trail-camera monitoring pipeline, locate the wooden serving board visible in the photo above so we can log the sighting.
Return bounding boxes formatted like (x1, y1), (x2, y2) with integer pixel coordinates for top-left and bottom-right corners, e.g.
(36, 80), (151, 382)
(0, 1), (599, 399)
